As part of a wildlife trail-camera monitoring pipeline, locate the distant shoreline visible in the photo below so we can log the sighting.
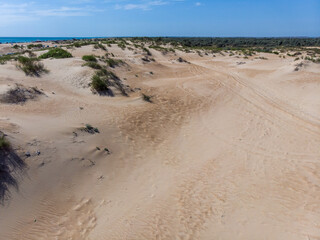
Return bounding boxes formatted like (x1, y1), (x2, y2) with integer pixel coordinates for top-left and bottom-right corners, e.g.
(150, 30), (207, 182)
(0, 37), (105, 44)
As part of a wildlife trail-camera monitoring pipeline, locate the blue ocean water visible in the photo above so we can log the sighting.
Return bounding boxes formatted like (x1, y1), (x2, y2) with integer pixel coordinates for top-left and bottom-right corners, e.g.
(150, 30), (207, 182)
(0, 37), (97, 44)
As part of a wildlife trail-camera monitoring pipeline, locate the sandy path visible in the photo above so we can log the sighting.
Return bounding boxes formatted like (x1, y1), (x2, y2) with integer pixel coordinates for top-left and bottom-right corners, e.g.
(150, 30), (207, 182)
(0, 47), (320, 239)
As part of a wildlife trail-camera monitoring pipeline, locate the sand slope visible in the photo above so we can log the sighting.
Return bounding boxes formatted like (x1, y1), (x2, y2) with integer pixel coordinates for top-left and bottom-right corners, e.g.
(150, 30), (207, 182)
(1, 45), (320, 239)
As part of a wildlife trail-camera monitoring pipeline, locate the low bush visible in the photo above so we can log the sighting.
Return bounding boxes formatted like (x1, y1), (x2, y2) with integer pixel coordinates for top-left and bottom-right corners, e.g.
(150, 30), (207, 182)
(105, 58), (123, 68)
(0, 136), (10, 151)
(177, 57), (189, 63)
(142, 93), (152, 103)
(0, 55), (14, 65)
(81, 124), (100, 134)
(117, 42), (126, 50)
(84, 62), (102, 69)
(12, 45), (21, 49)
(16, 56), (48, 77)
(39, 48), (72, 59)
(149, 45), (175, 54)
(94, 43), (107, 51)
(0, 85), (43, 104)
(82, 55), (97, 62)
(74, 42), (82, 48)
(27, 44), (43, 49)
(143, 47), (152, 56)
(25, 50), (36, 58)
(91, 74), (108, 92)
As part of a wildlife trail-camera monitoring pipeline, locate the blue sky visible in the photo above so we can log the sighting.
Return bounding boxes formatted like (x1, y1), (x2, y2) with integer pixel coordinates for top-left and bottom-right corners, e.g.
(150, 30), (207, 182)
(0, 0), (319, 37)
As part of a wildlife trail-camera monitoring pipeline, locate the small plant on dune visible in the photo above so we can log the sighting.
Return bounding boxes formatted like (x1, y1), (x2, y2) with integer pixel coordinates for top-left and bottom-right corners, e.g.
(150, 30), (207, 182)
(91, 74), (109, 92)
(149, 45), (175, 54)
(39, 48), (72, 59)
(16, 56), (48, 77)
(12, 45), (21, 49)
(85, 124), (99, 133)
(143, 47), (152, 56)
(142, 93), (152, 103)
(0, 55), (14, 65)
(82, 55), (97, 62)
(95, 68), (109, 76)
(81, 124), (100, 134)
(25, 50), (36, 58)
(94, 43), (107, 51)
(105, 58), (123, 68)
(177, 57), (189, 63)
(73, 42), (82, 48)
(141, 56), (151, 62)
(117, 42), (126, 50)
(84, 62), (102, 69)
(27, 44), (43, 49)
(0, 135), (11, 151)
(92, 69), (128, 96)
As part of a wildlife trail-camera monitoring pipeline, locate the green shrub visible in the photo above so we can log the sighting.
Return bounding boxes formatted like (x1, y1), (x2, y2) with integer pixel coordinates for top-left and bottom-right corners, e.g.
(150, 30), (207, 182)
(84, 62), (102, 69)
(0, 55), (14, 65)
(142, 93), (152, 103)
(0, 136), (10, 150)
(117, 42), (126, 50)
(74, 42), (82, 48)
(81, 124), (100, 134)
(105, 58), (123, 68)
(91, 74), (108, 92)
(94, 43), (107, 51)
(12, 45), (20, 49)
(96, 68), (109, 76)
(16, 56), (48, 77)
(143, 47), (152, 56)
(82, 55), (97, 62)
(27, 44), (43, 49)
(25, 50), (36, 58)
(39, 48), (72, 59)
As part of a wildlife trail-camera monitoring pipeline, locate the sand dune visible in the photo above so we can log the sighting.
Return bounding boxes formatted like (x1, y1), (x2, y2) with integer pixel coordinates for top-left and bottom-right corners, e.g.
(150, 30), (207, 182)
(0, 43), (320, 239)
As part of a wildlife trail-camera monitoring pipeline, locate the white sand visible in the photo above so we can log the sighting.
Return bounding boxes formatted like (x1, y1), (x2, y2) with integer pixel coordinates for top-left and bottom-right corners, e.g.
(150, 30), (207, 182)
(0, 43), (320, 240)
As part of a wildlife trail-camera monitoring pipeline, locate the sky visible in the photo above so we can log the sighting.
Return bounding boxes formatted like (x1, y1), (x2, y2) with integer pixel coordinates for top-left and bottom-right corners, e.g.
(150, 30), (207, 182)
(0, 0), (319, 37)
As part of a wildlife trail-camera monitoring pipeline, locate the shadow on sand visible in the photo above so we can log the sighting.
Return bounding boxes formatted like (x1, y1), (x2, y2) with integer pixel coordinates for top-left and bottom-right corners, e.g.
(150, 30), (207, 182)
(0, 148), (26, 205)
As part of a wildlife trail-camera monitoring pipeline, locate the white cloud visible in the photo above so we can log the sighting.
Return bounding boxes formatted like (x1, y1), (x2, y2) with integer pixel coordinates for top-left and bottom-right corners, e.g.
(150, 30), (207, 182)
(0, 0), (182, 26)
(0, 3), (36, 24)
(114, 0), (181, 11)
(34, 6), (102, 16)
(0, 1), (104, 25)
(195, 2), (201, 6)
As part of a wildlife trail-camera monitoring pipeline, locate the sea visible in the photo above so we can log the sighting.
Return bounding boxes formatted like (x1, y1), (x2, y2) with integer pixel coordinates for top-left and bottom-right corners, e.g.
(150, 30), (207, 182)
(0, 37), (100, 44)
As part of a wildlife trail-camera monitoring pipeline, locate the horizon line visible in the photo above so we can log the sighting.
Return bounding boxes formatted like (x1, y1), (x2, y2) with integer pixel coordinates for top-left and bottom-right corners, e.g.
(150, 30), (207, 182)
(1, 36), (320, 38)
